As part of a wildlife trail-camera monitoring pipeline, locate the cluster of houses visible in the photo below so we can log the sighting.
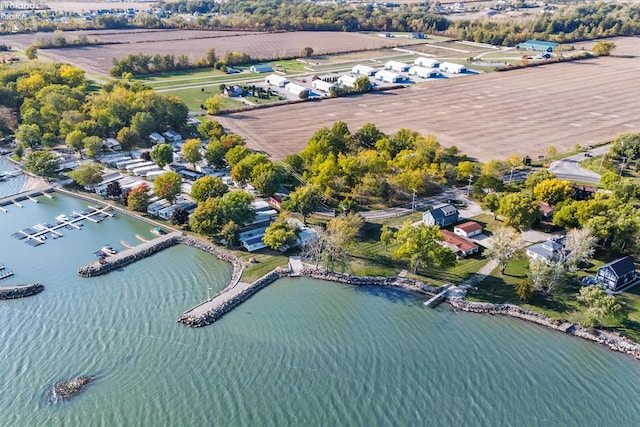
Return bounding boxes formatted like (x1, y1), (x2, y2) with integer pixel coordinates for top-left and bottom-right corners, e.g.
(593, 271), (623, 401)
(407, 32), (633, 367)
(422, 202), (638, 293)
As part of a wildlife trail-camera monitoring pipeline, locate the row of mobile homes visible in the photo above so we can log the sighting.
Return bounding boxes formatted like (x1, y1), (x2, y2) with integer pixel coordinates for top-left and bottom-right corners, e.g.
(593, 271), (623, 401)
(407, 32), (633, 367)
(117, 158), (146, 170)
(414, 57), (440, 68)
(133, 165), (160, 177)
(352, 64), (377, 76)
(265, 74), (290, 87)
(385, 61), (410, 72)
(149, 132), (165, 145)
(145, 170), (167, 181)
(157, 201), (196, 220)
(408, 66), (440, 78)
(163, 130), (182, 143)
(103, 138), (121, 151)
(126, 161), (154, 172)
(179, 169), (204, 181)
(440, 62), (468, 74)
(338, 75), (358, 88)
(147, 198), (171, 216)
(375, 70), (405, 83)
(100, 154), (131, 167)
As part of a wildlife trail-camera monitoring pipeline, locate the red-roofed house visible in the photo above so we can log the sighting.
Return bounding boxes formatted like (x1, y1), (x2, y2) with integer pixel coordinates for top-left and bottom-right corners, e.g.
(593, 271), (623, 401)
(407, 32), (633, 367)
(454, 221), (483, 238)
(440, 230), (479, 257)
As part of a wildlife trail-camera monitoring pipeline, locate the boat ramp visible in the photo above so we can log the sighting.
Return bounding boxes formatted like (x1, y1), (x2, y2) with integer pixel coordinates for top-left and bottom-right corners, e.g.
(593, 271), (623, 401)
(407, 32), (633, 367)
(10, 205), (115, 247)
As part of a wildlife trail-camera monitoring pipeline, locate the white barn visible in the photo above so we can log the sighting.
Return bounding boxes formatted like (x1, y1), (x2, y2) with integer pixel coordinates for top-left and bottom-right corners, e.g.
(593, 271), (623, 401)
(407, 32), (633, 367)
(408, 66), (440, 78)
(338, 75), (358, 88)
(286, 82), (311, 97)
(250, 64), (273, 73)
(440, 62), (468, 74)
(352, 64), (376, 76)
(375, 70), (404, 83)
(265, 74), (289, 87)
(312, 80), (336, 93)
(384, 60), (410, 72)
(414, 57), (441, 68)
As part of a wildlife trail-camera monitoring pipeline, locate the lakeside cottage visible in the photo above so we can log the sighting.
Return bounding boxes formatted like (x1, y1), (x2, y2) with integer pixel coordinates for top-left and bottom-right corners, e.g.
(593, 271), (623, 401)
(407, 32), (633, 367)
(440, 230), (478, 257)
(423, 204), (459, 227)
(596, 257), (638, 292)
(526, 238), (566, 263)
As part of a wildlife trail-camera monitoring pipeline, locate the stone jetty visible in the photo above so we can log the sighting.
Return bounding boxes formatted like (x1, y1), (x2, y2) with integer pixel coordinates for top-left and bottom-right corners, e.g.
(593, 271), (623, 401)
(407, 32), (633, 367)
(0, 283), (44, 300)
(48, 375), (94, 403)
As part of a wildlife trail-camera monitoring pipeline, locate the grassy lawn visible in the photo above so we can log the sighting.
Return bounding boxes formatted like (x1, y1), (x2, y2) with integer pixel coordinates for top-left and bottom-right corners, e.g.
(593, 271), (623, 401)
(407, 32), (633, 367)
(235, 249), (289, 283)
(158, 86), (245, 111)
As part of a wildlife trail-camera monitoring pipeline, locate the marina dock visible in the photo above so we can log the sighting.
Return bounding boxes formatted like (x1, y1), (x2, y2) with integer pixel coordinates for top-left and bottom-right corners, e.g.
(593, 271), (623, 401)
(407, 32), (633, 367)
(0, 189), (54, 211)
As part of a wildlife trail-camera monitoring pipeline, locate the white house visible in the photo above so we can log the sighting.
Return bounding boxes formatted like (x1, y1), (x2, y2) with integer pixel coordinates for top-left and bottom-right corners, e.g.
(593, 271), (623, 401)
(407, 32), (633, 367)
(414, 57), (440, 68)
(375, 70), (404, 83)
(289, 218), (318, 247)
(408, 66), (440, 78)
(149, 132), (165, 145)
(439, 62), (468, 74)
(312, 79), (336, 93)
(265, 74), (289, 87)
(250, 64), (273, 73)
(384, 60), (410, 72)
(286, 82), (311, 97)
(352, 64), (377, 76)
(338, 75), (358, 87)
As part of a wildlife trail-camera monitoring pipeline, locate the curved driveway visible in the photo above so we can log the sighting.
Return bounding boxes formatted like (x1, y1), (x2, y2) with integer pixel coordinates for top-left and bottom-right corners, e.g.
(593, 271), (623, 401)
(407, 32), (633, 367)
(548, 145), (610, 183)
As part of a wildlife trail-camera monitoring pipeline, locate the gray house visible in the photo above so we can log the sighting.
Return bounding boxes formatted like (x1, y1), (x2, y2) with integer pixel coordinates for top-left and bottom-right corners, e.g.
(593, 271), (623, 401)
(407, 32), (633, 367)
(596, 257), (638, 291)
(526, 238), (565, 263)
(423, 204), (459, 227)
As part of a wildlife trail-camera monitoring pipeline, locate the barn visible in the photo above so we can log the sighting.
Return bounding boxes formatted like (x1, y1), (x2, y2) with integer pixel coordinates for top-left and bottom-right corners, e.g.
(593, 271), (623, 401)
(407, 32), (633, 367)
(439, 62), (468, 74)
(414, 57), (440, 68)
(375, 70), (404, 83)
(286, 82), (311, 97)
(250, 64), (274, 73)
(338, 75), (358, 88)
(265, 74), (290, 87)
(352, 64), (377, 76)
(517, 40), (559, 52)
(312, 80), (336, 93)
(408, 66), (440, 78)
(384, 60), (410, 72)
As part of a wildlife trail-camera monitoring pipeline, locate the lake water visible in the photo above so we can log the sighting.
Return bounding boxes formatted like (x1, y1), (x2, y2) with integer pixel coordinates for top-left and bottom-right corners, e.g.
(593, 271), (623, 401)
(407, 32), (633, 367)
(1, 173), (640, 426)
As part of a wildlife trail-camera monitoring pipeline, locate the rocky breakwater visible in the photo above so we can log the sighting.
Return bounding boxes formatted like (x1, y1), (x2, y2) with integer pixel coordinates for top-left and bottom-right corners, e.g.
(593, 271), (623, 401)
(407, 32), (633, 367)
(449, 298), (640, 360)
(77, 233), (182, 277)
(47, 375), (94, 403)
(178, 267), (290, 328)
(299, 267), (442, 296)
(0, 283), (44, 299)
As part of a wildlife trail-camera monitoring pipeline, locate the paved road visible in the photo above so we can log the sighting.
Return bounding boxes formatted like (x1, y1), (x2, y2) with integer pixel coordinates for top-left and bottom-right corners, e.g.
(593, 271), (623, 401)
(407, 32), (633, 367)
(549, 145), (610, 183)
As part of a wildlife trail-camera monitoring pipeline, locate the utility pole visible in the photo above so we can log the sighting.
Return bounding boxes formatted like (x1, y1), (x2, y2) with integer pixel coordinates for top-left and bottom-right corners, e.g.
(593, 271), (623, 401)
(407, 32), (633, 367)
(467, 174), (473, 197)
(508, 166), (515, 184)
(412, 189), (416, 212)
(599, 153), (606, 172)
(620, 156), (627, 176)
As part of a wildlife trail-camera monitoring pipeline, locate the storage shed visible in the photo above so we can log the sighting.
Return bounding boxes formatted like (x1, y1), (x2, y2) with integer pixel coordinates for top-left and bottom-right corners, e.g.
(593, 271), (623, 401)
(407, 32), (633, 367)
(265, 74), (290, 87)
(312, 80), (336, 93)
(352, 64), (377, 76)
(408, 66), (440, 78)
(338, 75), (358, 88)
(250, 64), (273, 73)
(286, 82), (311, 97)
(375, 70), (405, 83)
(384, 60), (410, 72)
(414, 57), (440, 68)
(439, 62), (468, 74)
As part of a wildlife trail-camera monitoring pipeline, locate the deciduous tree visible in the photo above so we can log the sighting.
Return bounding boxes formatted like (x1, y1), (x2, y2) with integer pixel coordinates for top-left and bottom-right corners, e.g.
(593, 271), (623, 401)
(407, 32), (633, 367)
(150, 143), (173, 168)
(191, 175), (228, 202)
(127, 183), (151, 212)
(263, 213), (297, 251)
(171, 207), (190, 226)
(528, 259), (565, 295)
(392, 223), (456, 275)
(283, 184), (321, 222)
(153, 171), (182, 203)
(204, 140), (227, 169)
(487, 227), (524, 275)
(533, 178), (573, 206)
(497, 193), (540, 230)
(181, 138), (202, 169)
(106, 180), (122, 199)
(24, 150), (59, 178)
(68, 162), (103, 190)
(578, 285), (624, 327)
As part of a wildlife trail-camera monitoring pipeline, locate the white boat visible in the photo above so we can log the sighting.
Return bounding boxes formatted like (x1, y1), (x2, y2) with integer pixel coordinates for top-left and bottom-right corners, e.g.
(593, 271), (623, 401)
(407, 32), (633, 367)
(55, 214), (69, 222)
(100, 245), (118, 256)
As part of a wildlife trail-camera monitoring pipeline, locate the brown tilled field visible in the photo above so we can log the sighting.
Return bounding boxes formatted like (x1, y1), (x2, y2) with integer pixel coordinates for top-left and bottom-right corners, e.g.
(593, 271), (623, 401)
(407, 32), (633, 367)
(0, 30), (424, 76)
(217, 37), (640, 163)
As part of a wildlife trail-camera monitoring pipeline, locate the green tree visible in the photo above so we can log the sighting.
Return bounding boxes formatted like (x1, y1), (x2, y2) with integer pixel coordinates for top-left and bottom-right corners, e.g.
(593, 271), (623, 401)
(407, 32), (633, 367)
(225, 145), (250, 167)
(24, 150), (59, 178)
(220, 220), (240, 247)
(153, 171), (182, 203)
(481, 160), (506, 177)
(116, 127), (141, 152)
(528, 259), (565, 295)
(191, 175), (228, 202)
(515, 278), (535, 301)
(263, 213), (297, 251)
(251, 162), (285, 197)
(456, 160), (476, 182)
(65, 129), (86, 155)
(533, 178), (573, 205)
(354, 123), (385, 149)
(16, 123), (42, 148)
(198, 119), (226, 140)
(481, 191), (501, 215)
(283, 184), (321, 222)
(181, 138), (202, 169)
(127, 183), (151, 212)
(497, 193), (540, 230)
(150, 143), (173, 168)
(380, 224), (394, 251)
(577, 285), (624, 327)
(392, 223), (456, 275)
(610, 133), (640, 162)
(599, 171), (620, 190)
(68, 162), (103, 190)
(592, 41), (616, 56)
(204, 140), (227, 168)
(353, 76), (372, 93)
(204, 94), (223, 114)
(25, 45), (38, 59)
(525, 169), (556, 189)
(218, 190), (255, 225)
(488, 227), (524, 275)
(189, 197), (222, 236)
(83, 135), (102, 158)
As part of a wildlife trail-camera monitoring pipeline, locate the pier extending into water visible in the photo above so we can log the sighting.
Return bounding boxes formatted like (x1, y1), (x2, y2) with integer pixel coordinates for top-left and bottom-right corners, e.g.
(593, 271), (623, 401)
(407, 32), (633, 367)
(0, 189), (54, 211)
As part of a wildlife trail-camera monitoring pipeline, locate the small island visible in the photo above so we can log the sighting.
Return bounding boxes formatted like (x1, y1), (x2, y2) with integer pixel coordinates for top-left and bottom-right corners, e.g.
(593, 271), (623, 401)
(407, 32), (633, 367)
(48, 375), (94, 403)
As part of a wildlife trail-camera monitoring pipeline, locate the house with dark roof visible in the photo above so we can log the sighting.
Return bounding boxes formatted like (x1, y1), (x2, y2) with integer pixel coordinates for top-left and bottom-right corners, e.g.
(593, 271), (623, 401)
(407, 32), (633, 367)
(572, 184), (597, 201)
(440, 230), (478, 257)
(526, 238), (566, 263)
(454, 221), (482, 238)
(423, 204), (459, 227)
(596, 257), (638, 291)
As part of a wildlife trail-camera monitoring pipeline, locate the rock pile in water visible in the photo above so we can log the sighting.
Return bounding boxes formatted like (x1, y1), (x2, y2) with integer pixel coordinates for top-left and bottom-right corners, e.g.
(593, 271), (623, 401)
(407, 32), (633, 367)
(48, 375), (94, 403)
(0, 283), (44, 300)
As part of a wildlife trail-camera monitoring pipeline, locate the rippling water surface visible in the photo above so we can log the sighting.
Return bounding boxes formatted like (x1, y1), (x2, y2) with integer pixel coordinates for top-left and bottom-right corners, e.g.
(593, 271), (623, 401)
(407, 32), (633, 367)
(1, 189), (639, 426)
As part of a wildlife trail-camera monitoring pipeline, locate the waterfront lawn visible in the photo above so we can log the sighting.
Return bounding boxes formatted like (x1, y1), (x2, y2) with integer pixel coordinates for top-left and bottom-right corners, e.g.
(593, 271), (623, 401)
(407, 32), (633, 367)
(235, 249), (289, 283)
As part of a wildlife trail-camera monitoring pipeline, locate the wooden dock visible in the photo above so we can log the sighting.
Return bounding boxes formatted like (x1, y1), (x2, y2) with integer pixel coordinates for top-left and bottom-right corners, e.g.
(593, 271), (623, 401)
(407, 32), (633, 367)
(424, 285), (451, 307)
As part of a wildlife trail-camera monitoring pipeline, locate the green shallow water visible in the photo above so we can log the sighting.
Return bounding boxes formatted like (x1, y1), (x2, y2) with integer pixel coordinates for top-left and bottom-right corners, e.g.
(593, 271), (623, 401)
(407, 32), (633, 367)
(1, 191), (639, 426)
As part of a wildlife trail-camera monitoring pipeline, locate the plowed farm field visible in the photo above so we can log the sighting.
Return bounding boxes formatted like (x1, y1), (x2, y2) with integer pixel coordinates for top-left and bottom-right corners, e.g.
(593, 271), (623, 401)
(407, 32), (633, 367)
(217, 37), (640, 163)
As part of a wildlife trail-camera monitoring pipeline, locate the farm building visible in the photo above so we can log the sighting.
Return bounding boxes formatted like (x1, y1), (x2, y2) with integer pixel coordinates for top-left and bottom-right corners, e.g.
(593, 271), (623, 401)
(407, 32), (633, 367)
(338, 75), (358, 87)
(439, 62), (468, 74)
(454, 221), (483, 238)
(384, 60), (410, 72)
(352, 64), (377, 76)
(414, 57), (440, 68)
(596, 257), (638, 291)
(148, 132), (165, 145)
(286, 83), (311, 97)
(517, 40), (559, 52)
(408, 66), (440, 78)
(423, 204), (458, 227)
(265, 74), (289, 87)
(312, 80), (336, 93)
(250, 64), (273, 73)
(375, 70), (405, 83)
